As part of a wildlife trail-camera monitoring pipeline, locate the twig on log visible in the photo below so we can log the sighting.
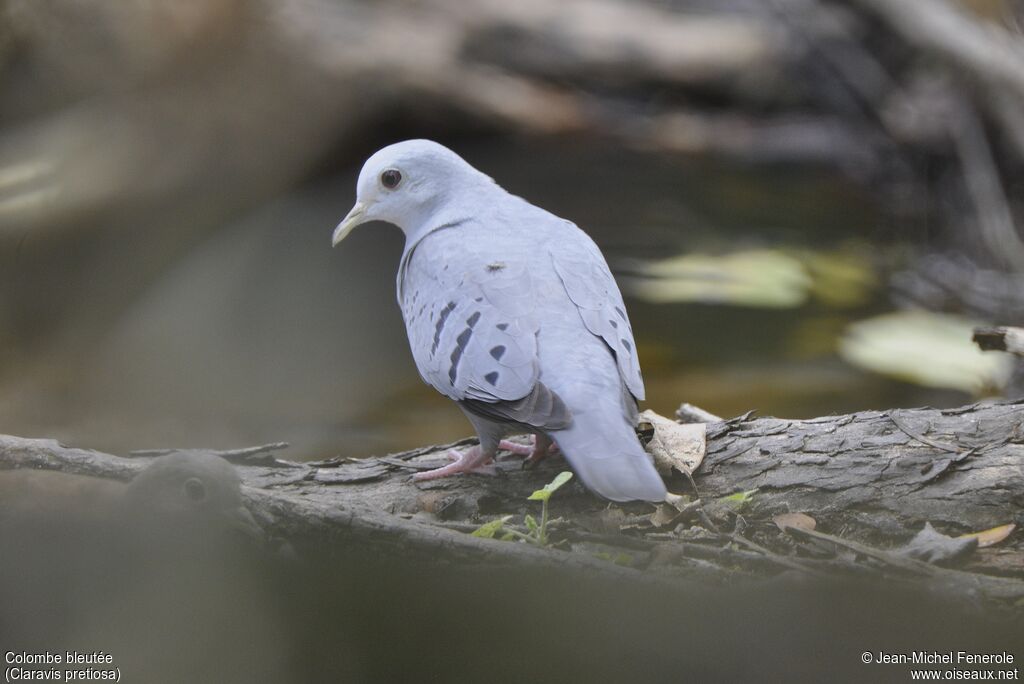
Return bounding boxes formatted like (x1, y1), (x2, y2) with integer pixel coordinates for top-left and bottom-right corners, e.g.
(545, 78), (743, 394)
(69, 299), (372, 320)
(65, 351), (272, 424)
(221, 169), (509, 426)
(785, 526), (1024, 602)
(889, 409), (972, 455)
(130, 442), (295, 466)
(974, 327), (1024, 356)
(729, 533), (831, 578)
(675, 403), (723, 423)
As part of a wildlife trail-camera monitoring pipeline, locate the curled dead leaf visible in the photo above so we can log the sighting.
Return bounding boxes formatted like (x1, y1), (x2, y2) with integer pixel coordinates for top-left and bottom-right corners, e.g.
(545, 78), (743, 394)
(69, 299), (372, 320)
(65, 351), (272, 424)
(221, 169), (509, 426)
(959, 523), (1016, 548)
(773, 512), (816, 532)
(639, 409), (706, 476)
(647, 492), (698, 528)
(649, 504), (682, 528)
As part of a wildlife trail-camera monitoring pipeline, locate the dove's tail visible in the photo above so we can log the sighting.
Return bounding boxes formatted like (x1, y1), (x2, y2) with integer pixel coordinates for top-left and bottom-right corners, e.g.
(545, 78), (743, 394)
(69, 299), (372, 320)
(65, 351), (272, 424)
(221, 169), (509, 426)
(551, 410), (666, 503)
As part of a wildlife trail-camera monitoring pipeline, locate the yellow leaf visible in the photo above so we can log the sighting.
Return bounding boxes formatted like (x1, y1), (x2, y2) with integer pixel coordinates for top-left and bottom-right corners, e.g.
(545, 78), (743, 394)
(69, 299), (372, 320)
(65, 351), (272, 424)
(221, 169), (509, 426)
(959, 523), (1016, 548)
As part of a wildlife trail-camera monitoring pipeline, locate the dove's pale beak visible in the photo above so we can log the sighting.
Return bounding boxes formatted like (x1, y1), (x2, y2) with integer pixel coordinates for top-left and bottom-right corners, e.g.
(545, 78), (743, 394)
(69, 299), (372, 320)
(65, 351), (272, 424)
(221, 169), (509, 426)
(227, 505), (265, 545)
(332, 202), (367, 246)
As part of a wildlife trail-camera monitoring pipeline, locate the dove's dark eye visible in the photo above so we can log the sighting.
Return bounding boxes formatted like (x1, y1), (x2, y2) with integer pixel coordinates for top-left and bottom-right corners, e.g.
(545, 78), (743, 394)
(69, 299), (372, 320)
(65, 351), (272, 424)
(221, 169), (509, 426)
(381, 169), (402, 190)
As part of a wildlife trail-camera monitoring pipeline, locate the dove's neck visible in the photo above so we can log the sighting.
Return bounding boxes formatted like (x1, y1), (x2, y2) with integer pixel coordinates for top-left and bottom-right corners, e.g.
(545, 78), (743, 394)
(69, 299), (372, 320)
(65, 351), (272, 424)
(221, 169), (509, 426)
(399, 205), (469, 249)
(399, 179), (504, 252)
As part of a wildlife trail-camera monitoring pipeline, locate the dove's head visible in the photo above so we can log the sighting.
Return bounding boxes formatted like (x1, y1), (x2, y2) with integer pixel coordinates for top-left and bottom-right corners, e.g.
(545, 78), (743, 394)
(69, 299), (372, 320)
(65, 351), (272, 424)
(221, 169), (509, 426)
(332, 139), (493, 245)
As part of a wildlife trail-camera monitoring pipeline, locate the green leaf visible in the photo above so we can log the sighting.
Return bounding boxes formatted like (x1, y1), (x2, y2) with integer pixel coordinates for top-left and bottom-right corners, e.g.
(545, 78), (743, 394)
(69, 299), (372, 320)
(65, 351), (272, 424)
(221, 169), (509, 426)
(524, 514), (539, 533)
(499, 532), (517, 542)
(624, 247), (877, 310)
(472, 515), (512, 539)
(625, 249), (811, 308)
(594, 552), (634, 566)
(719, 489), (758, 510)
(527, 471), (574, 502)
(798, 248), (876, 308)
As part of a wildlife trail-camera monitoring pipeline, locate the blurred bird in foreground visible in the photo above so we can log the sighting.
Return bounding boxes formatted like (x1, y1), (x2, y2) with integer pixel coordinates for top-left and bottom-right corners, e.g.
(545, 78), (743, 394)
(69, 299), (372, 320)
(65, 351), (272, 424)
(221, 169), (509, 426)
(0, 452), (285, 682)
(0, 451), (261, 543)
(332, 140), (666, 502)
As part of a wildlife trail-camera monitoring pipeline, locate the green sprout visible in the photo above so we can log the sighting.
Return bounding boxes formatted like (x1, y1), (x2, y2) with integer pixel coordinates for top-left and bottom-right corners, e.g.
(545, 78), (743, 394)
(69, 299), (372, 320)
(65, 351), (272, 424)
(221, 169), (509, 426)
(471, 516), (513, 539)
(718, 489), (758, 511)
(594, 551), (634, 567)
(471, 471), (573, 547)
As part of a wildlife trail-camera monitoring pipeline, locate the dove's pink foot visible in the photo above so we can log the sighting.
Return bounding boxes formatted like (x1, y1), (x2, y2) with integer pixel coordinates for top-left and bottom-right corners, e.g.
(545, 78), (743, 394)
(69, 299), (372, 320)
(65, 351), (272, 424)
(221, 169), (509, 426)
(498, 434), (559, 467)
(413, 445), (496, 480)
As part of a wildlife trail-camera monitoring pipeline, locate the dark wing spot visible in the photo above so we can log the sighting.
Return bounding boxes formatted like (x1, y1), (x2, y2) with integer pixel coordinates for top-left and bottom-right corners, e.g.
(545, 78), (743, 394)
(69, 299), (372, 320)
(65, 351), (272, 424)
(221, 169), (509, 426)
(615, 306), (627, 321)
(609, 319), (618, 329)
(484, 371), (499, 385)
(475, 297), (483, 302)
(448, 356), (460, 385)
(486, 262), (506, 272)
(489, 345), (506, 361)
(432, 302), (456, 355)
(449, 327), (474, 385)
(621, 338), (632, 353)
(496, 323), (509, 331)
(466, 311), (481, 327)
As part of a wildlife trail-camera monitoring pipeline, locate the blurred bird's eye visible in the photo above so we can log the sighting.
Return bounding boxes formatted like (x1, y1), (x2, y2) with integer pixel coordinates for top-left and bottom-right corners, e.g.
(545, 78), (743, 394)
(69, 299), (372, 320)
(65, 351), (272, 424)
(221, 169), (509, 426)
(380, 169), (402, 189)
(183, 477), (207, 502)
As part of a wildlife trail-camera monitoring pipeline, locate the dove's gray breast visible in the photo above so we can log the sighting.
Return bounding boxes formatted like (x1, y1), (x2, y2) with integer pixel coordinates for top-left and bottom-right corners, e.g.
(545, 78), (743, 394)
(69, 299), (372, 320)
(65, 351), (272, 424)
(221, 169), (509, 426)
(396, 195), (643, 433)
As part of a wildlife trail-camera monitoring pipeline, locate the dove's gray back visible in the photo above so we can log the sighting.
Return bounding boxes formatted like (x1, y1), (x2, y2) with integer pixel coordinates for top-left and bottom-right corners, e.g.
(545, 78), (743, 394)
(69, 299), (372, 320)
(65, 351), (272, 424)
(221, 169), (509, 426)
(397, 187), (666, 501)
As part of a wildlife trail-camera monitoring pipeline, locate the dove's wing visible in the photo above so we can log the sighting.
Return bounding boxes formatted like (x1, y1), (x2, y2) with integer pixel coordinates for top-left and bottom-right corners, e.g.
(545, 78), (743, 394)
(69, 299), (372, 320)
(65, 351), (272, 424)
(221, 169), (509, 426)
(550, 226), (645, 401)
(399, 229), (570, 430)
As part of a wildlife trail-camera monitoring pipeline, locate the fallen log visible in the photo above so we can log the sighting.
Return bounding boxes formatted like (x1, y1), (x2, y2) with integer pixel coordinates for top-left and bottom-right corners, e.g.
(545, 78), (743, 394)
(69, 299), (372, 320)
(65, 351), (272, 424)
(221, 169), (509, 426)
(1, 400), (1022, 603)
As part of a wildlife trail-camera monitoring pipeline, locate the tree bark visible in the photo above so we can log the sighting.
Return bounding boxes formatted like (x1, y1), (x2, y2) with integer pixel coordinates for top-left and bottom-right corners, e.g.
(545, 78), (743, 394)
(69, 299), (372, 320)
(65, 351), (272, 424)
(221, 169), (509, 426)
(695, 403), (1023, 539)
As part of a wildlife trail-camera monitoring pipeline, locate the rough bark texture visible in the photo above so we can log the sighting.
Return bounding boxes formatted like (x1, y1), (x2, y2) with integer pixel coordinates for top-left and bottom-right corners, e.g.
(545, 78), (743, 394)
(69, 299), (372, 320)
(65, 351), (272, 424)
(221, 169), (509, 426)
(697, 403), (1024, 539)
(2, 400), (1022, 605)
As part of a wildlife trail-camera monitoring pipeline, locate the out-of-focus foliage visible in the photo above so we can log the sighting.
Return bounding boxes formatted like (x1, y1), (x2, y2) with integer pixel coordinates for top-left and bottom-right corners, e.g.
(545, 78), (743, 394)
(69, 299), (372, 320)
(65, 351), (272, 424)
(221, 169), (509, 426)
(625, 250), (812, 308)
(623, 246), (876, 309)
(839, 310), (1014, 393)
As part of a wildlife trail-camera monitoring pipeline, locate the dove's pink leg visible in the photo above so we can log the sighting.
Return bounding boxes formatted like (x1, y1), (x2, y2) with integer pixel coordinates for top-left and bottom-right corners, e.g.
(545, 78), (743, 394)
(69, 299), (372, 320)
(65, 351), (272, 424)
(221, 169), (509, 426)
(413, 445), (497, 480)
(498, 434), (559, 467)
